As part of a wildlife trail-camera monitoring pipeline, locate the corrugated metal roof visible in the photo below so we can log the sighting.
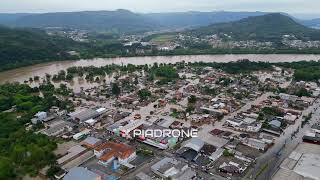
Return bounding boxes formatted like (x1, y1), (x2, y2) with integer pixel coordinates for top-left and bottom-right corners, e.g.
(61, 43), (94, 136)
(71, 109), (100, 122)
(63, 167), (100, 180)
(82, 136), (101, 146)
(184, 137), (204, 152)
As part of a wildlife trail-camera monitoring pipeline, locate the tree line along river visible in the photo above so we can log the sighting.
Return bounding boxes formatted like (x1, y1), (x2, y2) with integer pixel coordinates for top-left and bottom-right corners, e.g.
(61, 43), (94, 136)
(1, 54), (320, 87)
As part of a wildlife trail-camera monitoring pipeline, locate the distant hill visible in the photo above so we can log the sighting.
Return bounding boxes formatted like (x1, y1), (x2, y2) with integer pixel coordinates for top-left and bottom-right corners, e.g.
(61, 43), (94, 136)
(188, 13), (320, 41)
(0, 13), (32, 24)
(301, 18), (320, 29)
(1, 10), (159, 33)
(0, 10), (319, 34)
(144, 11), (267, 28)
(0, 10), (284, 33)
(0, 26), (81, 71)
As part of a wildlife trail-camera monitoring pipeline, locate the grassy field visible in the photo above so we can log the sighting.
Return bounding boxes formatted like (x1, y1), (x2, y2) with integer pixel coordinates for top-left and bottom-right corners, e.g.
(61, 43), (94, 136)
(150, 34), (175, 44)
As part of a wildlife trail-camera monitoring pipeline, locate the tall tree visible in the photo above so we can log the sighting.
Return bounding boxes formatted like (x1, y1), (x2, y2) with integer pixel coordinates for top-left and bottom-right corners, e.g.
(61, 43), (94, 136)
(111, 83), (121, 97)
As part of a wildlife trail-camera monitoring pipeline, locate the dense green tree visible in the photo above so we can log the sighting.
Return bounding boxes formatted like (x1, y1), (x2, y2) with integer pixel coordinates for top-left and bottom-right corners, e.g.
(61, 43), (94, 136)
(261, 107), (283, 116)
(0, 158), (15, 180)
(188, 95), (197, 104)
(0, 82), (76, 178)
(111, 83), (121, 96)
(294, 88), (311, 97)
(138, 89), (152, 100)
(66, 73), (74, 81)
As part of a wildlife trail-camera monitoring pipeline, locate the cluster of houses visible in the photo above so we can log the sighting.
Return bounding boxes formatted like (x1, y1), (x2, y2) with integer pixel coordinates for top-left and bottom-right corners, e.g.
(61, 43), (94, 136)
(26, 61), (320, 180)
(54, 137), (136, 180)
(39, 107), (108, 139)
(223, 92), (313, 151)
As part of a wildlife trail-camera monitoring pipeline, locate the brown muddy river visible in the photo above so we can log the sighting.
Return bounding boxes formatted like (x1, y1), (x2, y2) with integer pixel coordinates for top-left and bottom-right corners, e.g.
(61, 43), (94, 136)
(1, 54), (320, 92)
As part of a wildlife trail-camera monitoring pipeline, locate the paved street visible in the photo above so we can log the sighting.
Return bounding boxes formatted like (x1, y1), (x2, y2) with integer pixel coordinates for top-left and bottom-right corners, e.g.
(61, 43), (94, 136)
(249, 98), (320, 180)
(197, 92), (274, 146)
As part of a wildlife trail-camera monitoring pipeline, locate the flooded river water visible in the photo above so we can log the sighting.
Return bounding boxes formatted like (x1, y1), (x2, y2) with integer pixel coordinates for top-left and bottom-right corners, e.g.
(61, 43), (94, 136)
(1, 54), (320, 91)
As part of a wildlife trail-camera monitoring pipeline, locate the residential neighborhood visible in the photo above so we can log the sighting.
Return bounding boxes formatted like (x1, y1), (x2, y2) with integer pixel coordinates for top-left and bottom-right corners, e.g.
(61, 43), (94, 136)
(11, 60), (320, 180)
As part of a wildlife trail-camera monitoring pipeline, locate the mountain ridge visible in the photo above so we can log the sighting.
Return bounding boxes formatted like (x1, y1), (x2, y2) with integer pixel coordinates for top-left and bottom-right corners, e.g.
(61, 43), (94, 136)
(187, 13), (320, 41)
(8, 10), (158, 33)
(0, 10), (314, 33)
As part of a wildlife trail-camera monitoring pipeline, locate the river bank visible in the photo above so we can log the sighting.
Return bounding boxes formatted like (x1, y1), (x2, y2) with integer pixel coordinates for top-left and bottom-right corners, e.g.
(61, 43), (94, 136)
(1, 54), (320, 84)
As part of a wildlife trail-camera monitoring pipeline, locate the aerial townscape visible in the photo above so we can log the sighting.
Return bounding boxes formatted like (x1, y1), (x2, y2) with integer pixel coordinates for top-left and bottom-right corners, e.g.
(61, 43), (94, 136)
(1, 1), (320, 180)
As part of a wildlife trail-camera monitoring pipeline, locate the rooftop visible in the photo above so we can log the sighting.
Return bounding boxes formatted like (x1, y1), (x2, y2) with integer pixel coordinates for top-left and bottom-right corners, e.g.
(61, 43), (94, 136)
(63, 167), (100, 180)
(136, 172), (152, 180)
(184, 137), (204, 152)
(179, 148), (198, 161)
(57, 145), (86, 165)
(311, 123), (320, 130)
(273, 143), (320, 180)
(43, 121), (72, 136)
(269, 119), (282, 128)
(200, 144), (217, 156)
(95, 142), (135, 161)
(293, 154), (320, 180)
(81, 136), (102, 148)
(70, 109), (100, 122)
(151, 157), (195, 179)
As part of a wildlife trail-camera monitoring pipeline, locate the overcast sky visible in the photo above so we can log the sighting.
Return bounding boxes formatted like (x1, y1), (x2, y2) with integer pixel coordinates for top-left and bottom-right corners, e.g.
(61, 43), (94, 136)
(1, 0), (320, 16)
